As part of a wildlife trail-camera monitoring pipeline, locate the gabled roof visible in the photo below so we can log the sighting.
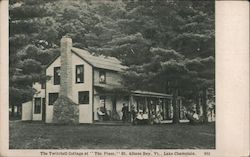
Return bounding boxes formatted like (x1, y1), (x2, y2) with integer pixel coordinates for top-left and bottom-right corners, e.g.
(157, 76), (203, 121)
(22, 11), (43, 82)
(71, 47), (127, 72)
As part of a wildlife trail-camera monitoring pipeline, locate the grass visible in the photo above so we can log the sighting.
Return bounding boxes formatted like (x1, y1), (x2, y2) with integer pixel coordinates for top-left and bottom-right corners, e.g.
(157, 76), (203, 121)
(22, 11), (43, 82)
(9, 121), (215, 149)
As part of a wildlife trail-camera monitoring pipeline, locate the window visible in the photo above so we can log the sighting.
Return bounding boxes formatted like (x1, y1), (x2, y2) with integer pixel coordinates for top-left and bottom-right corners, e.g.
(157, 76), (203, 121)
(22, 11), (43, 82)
(34, 98), (41, 114)
(76, 65), (84, 83)
(99, 71), (106, 84)
(48, 93), (59, 105)
(54, 67), (60, 85)
(78, 91), (89, 104)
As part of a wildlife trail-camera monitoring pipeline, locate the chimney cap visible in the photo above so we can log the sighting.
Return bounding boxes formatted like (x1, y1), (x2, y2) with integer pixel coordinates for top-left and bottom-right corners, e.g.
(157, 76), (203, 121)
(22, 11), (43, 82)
(62, 35), (71, 39)
(61, 36), (72, 43)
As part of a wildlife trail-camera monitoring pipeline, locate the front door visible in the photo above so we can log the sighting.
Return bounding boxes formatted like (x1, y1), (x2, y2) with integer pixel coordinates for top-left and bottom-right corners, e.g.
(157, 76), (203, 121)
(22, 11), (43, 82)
(42, 98), (46, 121)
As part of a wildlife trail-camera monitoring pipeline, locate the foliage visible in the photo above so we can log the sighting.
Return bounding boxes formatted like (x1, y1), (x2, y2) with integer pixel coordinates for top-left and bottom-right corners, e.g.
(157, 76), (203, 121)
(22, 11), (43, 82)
(9, 0), (215, 121)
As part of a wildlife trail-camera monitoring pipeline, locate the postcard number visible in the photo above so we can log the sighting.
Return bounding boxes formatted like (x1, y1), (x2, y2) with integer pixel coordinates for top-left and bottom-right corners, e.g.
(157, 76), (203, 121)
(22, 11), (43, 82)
(204, 152), (210, 156)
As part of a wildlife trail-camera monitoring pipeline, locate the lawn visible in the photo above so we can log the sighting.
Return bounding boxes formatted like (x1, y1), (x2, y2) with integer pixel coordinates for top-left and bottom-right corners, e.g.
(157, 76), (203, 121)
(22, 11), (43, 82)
(9, 121), (215, 149)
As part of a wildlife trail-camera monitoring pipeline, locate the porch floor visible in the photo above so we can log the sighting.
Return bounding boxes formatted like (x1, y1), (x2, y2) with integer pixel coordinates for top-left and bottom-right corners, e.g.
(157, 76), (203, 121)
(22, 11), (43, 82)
(94, 120), (131, 126)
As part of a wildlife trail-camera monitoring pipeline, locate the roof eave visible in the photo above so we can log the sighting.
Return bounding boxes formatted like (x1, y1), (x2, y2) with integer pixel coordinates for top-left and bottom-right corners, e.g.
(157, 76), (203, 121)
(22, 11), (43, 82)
(45, 54), (60, 70)
(71, 49), (94, 67)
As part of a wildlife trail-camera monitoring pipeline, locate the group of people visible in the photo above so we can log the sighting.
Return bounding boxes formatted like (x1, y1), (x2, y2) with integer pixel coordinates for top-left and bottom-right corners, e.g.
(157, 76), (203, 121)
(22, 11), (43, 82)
(98, 103), (163, 124)
(122, 103), (163, 124)
(97, 103), (130, 122)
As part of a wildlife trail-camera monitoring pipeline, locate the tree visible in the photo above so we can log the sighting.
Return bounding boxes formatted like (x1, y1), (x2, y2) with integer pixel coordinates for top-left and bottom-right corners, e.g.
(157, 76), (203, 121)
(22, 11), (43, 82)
(120, 0), (215, 123)
(9, 0), (59, 116)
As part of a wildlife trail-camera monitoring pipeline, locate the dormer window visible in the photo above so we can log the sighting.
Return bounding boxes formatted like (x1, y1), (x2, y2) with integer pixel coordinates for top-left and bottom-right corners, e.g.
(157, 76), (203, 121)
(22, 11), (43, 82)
(76, 65), (84, 83)
(54, 67), (60, 85)
(99, 71), (106, 84)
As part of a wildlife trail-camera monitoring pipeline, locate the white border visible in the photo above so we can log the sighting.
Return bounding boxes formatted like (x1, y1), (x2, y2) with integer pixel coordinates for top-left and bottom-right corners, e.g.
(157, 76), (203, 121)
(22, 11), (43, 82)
(216, 1), (249, 156)
(0, 0), (9, 156)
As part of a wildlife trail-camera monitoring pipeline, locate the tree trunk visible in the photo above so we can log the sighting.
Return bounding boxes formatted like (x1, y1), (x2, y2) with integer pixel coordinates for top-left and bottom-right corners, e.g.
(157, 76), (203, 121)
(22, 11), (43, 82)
(196, 93), (202, 115)
(172, 88), (180, 123)
(194, 93), (199, 114)
(111, 95), (117, 120)
(202, 88), (208, 123)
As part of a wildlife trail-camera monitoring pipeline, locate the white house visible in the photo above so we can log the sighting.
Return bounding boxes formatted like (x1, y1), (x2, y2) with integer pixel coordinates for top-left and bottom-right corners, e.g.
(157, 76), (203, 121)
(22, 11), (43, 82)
(22, 37), (187, 124)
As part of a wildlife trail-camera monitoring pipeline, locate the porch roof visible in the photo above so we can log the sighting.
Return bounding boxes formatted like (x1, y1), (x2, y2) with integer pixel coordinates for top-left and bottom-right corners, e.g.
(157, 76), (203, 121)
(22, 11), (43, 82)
(94, 84), (172, 99)
(131, 90), (172, 99)
(94, 83), (124, 90)
(94, 83), (129, 95)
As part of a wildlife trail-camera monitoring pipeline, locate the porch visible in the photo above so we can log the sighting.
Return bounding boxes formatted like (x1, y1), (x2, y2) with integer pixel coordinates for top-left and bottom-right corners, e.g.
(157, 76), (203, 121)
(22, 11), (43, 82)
(93, 84), (188, 123)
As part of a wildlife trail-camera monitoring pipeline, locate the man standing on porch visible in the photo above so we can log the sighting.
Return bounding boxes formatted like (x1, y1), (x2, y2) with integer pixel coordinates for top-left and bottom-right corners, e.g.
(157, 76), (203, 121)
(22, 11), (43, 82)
(122, 103), (129, 122)
(131, 104), (136, 122)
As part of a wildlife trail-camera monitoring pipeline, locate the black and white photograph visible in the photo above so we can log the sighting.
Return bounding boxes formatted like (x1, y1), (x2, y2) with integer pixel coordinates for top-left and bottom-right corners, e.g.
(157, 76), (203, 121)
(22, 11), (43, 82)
(1, 0), (249, 156)
(8, 0), (216, 150)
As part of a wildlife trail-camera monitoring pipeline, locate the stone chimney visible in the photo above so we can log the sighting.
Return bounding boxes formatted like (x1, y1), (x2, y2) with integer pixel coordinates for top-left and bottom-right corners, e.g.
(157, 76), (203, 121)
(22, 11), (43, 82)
(53, 37), (79, 124)
(60, 36), (72, 99)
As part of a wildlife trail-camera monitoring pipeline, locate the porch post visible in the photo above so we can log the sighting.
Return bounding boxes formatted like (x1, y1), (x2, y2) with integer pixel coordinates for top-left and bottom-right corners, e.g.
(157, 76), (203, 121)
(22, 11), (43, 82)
(145, 97), (150, 118)
(129, 95), (134, 122)
(157, 98), (160, 112)
(167, 98), (171, 120)
(179, 98), (183, 120)
(163, 98), (166, 120)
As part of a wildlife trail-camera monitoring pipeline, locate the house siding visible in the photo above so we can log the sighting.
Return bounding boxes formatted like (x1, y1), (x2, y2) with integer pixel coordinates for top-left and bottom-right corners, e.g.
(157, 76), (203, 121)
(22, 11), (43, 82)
(72, 53), (93, 123)
(45, 53), (93, 123)
(46, 57), (61, 123)
(21, 101), (32, 121)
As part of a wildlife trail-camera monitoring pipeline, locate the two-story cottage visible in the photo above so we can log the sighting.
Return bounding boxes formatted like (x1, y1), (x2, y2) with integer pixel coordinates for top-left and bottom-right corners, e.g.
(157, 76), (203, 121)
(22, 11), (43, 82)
(22, 37), (187, 124)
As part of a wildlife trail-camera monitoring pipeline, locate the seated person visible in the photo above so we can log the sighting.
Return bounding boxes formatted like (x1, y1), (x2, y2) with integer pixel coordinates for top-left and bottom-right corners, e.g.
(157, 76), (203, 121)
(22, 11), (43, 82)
(193, 112), (199, 120)
(142, 111), (149, 119)
(100, 106), (106, 113)
(136, 110), (143, 120)
(153, 111), (162, 124)
(186, 110), (202, 124)
(97, 107), (105, 121)
(134, 110), (151, 125)
(97, 107), (110, 121)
